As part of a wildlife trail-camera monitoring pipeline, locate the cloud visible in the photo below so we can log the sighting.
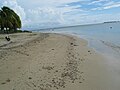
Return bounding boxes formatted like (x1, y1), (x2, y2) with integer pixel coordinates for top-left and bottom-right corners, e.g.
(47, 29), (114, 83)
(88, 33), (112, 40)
(103, 1), (115, 6)
(22, 7), (66, 29)
(91, 1), (120, 10)
(103, 2), (120, 9)
(31, 0), (80, 6)
(1, 0), (82, 29)
(85, 13), (120, 23)
(17, 0), (80, 9)
(23, 1), (85, 29)
(89, 0), (108, 5)
(69, 13), (120, 25)
(27, 7), (64, 24)
(0, 0), (120, 30)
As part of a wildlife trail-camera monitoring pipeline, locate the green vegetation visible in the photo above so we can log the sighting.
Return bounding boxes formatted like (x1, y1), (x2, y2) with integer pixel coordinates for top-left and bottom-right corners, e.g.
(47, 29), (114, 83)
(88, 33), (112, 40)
(0, 6), (22, 34)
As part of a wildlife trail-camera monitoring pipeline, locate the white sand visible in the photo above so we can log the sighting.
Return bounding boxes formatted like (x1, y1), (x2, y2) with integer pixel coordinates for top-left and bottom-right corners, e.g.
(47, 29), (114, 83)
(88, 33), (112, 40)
(0, 33), (120, 90)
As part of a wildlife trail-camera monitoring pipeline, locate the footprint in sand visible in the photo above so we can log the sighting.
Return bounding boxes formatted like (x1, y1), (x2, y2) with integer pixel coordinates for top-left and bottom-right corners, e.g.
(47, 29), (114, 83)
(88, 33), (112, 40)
(6, 79), (11, 82)
(1, 79), (11, 85)
(1, 82), (6, 85)
(88, 50), (92, 54)
(51, 49), (54, 50)
(28, 77), (32, 80)
(74, 44), (78, 46)
(70, 43), (74, 45)
(18, 67), (21, 69)
(88, 50), (90, 52)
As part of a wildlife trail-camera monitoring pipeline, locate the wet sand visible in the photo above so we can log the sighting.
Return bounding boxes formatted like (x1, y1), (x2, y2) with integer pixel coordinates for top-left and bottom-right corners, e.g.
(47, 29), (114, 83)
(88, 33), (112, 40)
(0, 33), (120, 90)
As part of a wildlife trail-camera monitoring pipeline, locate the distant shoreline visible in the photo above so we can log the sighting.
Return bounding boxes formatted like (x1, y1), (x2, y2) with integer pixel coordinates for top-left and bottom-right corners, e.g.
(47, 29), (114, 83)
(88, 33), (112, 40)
(23, 20), (120, 31)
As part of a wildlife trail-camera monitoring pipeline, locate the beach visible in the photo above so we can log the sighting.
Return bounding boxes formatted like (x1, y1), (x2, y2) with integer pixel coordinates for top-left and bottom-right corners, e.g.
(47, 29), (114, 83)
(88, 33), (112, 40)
(0, 33), (120, 90)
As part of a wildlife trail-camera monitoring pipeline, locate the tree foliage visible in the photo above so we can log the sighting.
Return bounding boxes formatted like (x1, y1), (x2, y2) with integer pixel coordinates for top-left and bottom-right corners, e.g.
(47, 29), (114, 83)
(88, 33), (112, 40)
(0, 6), (21, 33)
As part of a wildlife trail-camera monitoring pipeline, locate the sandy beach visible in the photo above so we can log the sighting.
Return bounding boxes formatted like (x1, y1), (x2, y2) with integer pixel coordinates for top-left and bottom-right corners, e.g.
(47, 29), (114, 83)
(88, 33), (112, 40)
(0, 33), (119, 90)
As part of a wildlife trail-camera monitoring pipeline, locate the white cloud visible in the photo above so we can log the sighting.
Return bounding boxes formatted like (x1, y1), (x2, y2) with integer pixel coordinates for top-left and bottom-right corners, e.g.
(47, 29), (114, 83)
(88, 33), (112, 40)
(85, 13), (120, 23)
(70, 13), (120, 25)
(27, 7), (64, 24)
(91, 1), (120, 10)
(58, 5), (83, 14)
(89, 0), (108, 5)
(104, 2), (120, 9)
(103, 1), (115, 6)
(1, 0), (82, 29)
(17, 0), (80, 9)
(0, 0), (120, 29)
(22, 7), (65, 29)
(23, 2), (84, 29)
(91, 7), (102, 10)
(29, 0), (80, 6)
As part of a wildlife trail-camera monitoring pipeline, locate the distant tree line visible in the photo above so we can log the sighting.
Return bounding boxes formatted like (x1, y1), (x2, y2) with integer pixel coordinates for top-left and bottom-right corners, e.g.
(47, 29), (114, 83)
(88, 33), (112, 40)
(0, 6), (21, 34)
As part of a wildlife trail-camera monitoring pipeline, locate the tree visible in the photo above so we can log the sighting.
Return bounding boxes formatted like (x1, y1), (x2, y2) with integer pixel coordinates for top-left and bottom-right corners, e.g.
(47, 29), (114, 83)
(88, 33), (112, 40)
(1, 7), (13, 33)
(0, 10), (6, 31)
(0, 10), (1, 30)
(0, 6), (22, 33)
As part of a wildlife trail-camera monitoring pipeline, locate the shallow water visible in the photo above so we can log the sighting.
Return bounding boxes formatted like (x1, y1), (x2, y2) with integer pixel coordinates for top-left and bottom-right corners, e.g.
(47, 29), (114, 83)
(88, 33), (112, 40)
(56, 23), (119, 56)
(36, 22), (120, 60)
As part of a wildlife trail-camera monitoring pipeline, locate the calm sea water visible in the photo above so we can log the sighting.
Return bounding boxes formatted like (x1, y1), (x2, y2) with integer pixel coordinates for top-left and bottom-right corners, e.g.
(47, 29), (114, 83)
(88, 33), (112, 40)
(37, 22), (120, 60)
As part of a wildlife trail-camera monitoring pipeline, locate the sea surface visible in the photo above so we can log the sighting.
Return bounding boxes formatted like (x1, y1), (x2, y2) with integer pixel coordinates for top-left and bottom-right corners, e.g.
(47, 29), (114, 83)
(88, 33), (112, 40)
(37, 22), (120, 60)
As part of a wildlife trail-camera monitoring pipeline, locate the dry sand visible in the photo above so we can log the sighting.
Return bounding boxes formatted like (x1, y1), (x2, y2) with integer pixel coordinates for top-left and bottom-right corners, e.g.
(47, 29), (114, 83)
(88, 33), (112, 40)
(0, 33), (120, 90)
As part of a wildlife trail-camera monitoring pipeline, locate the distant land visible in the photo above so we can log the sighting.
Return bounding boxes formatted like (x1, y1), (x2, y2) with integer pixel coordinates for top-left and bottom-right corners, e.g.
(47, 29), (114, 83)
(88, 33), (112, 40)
(104, 21), (120, 23)
(28, 21), (120, 31)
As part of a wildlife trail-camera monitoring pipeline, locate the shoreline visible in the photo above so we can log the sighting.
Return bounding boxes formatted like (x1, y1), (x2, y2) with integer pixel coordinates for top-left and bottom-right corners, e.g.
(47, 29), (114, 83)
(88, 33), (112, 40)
(59, 32), (120, 61)
(0, 33), (120, 90)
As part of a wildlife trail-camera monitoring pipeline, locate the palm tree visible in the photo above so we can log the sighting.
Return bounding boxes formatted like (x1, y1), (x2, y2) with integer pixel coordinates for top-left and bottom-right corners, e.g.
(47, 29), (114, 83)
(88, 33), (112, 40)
(0, 10), (1, 30)
(0, 6), (22, 33)
(9, 8), (22, 32)
(1, 7), (13, 33)
(0, 10), (6, 32)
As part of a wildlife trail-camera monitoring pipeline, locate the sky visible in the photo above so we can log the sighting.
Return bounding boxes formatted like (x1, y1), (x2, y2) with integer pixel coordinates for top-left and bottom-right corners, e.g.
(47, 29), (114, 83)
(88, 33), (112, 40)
(0, 0), (120, 29)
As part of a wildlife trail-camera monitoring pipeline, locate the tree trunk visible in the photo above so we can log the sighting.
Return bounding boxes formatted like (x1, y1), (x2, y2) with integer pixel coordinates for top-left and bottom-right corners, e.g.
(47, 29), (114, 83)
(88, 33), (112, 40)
(6, 28), (9, 34)
(14, 26), (17, 33)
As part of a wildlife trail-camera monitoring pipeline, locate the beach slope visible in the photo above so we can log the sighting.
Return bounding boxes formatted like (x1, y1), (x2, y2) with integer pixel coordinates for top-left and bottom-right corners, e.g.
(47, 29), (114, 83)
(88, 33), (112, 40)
(0, 33), (118, 90)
